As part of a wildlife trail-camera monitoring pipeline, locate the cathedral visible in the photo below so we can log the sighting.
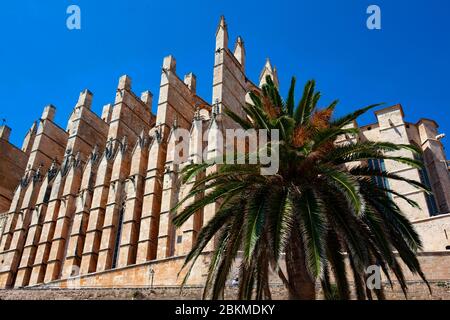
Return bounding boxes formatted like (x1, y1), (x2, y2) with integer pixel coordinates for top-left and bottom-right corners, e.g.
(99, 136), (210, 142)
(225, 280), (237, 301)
(0, 17), (449, 289)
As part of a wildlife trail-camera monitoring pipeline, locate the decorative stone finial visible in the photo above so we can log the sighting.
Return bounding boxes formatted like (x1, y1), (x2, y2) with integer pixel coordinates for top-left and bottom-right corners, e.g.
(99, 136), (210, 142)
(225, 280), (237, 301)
(215, 15), (228, 50)
(259, 58), (279, 88)
(233, 36), (245, 69)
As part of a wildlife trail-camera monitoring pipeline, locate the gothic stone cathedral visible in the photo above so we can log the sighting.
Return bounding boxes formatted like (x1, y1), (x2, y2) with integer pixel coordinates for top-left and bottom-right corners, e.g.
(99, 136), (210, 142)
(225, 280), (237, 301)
(0, 17), (449, 289)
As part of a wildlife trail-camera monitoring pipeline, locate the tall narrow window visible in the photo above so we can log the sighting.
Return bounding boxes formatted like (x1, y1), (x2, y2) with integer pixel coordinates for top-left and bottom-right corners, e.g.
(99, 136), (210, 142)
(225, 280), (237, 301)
(368, 159), (390, 190)
(43, 186), (52, 204)
(414, 153), (439, 216)
(112, 207), (125, 269)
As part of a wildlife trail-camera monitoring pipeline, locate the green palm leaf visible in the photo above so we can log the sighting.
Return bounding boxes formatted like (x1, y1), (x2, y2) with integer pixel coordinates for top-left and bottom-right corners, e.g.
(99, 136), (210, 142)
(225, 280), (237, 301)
(172, 76), (429, 300)
(294, 189), (327, 279)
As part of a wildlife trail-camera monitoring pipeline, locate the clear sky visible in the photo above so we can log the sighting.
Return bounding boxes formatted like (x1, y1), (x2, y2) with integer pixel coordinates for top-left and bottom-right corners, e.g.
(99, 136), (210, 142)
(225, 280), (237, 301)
(1, 0), (449, 152)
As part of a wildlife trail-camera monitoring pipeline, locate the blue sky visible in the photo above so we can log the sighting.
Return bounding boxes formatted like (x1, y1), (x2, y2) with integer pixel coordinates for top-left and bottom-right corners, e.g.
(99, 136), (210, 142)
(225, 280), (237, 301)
(1, 0), (449, 152)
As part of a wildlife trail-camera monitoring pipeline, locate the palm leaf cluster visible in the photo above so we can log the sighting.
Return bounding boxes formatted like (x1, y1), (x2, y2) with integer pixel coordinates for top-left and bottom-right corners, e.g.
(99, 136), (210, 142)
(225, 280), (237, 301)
(172, 76), (431, 300)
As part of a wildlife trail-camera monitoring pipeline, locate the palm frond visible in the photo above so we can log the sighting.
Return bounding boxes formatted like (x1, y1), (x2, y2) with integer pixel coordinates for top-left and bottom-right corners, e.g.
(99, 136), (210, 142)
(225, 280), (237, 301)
(294, 189), (327, 279)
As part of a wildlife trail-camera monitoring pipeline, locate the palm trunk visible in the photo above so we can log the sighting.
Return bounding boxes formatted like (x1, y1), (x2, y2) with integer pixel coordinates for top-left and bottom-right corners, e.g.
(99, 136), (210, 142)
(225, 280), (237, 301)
(285, 234), (316, 300)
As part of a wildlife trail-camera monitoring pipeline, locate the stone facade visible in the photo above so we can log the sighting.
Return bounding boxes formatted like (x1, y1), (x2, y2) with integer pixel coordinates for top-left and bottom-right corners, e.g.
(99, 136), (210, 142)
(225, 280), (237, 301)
(338, 105), (450, 221)
(0, 16), (449, 290)
(336, 104), (450, 252)
(0, 125), (30, 213)
(1, 281), (450, 300)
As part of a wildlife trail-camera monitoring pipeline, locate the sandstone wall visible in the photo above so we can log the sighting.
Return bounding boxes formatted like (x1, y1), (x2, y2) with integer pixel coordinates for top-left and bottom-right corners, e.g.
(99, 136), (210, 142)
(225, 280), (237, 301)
(357, 105), (450, 221)
(0, 126), (28, 212)
(23, 250), (450, 293)
(0, 16), (449, 292)
(1, 281), (448, 300)
(413, 213), (450, 251)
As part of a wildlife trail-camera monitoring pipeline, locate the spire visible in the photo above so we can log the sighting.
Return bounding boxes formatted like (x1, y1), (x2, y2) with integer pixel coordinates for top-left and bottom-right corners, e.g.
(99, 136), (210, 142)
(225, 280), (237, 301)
(163, 55), (176, 72)
(184, 73), (197, 93)
(41, 104), (56, 121)
(233, 36), (245, 69)
(259, 58), (279, 88)
(21, 120), (38, 154)
(116, 75), (132, 103)
(76, 89), (93, 109)
(29, 121), (37, 134)
(215, 15), (228, 51)
(206, 113), (223, 163)
(141, 91), (153, 108)
(118, 75), (132, 91)
(101, 104), (113, 123)
(189, 110), (203, 164)
(273, 66), (279, 87)
(0, 124), (11, 141)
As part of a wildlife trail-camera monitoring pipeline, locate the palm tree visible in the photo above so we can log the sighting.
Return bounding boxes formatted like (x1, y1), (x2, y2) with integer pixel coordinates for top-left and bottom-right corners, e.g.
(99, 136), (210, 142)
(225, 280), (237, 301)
(172, 76), (431, 300)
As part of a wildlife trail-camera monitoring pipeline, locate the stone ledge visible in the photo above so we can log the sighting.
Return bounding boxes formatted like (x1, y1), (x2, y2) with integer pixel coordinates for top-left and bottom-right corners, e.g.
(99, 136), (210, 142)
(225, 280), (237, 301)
(0, 281), (449, 300)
